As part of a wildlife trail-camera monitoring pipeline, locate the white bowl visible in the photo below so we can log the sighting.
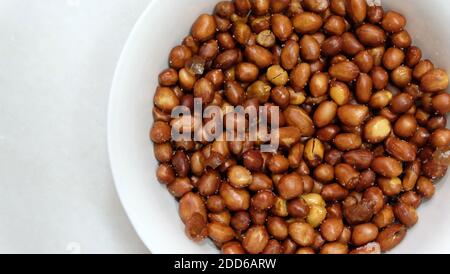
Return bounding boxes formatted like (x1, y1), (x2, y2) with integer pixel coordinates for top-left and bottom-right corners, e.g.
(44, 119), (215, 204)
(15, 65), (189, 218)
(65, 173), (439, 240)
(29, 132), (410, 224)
(108, 0), (450, 254)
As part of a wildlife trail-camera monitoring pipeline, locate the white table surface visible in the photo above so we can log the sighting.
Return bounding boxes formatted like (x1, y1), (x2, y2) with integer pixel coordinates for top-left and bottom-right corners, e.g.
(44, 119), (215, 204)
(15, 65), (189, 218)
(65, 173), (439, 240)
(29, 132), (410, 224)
(0, 0), (152, 253)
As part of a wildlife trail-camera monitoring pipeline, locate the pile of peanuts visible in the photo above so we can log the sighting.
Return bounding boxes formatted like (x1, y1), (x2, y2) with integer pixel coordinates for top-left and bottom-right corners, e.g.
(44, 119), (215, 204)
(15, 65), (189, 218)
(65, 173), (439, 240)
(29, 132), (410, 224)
(150, 0), (450, 254)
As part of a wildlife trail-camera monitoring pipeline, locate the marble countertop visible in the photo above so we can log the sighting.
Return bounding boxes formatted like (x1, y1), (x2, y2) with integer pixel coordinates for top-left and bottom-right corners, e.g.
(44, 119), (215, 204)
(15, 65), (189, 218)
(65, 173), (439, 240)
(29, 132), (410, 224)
(0, 0), (152, 253)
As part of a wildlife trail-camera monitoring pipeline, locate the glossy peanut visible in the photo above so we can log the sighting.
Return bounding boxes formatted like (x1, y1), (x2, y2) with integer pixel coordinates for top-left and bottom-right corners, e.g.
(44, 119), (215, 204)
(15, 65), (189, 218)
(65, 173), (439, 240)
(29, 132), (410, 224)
(243, 226), (269, 254)
(356, 24), (387, 47)
(371, 157), (403, 178)
(329, 61), (360, 82)
(346, 0), (367, 24)
(385, 137), (417, 162)
(352, 223), (379, 246)
(277, 173), (304, 200)
(337, 104), (368, 126)
(245, 45), (273, 68)
(367, 5), (384, 23)
(220, 183), (250, 211)
(381, 11), (406, 33)
(289, 222), (315, 247)
(293, 12), (323, 34)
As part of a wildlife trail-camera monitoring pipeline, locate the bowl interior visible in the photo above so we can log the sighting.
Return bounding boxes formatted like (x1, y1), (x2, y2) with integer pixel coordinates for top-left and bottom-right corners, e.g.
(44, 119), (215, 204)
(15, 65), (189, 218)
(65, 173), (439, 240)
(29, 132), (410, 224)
(108, 0), (450, 254)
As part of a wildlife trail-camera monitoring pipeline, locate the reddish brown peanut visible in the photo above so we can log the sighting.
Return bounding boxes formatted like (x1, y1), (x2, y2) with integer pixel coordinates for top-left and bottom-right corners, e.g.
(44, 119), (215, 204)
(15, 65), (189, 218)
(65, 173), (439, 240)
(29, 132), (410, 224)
(284, 106), (315, 137)
(373, 205), (395, 229)
(267, 217), (288, 240)
(352, 223), (379, 246)
(277, 173), (305, 200)
(420, 69), (449, 93)
(280, 40), (299, 70)
(320, 218), (344, 242)
(222, 241), (246, 254)
(289, 222), (315, 247)
(364, 116), (391, 143)
(228, 165), (252, 188)
(272, 14), (293, 42)
(346, 0), (367, 24)
(416, 177), (436, 199)
(342, 149), (372, 169)
(377, 224), (407, 252)
(385, 137), (417, 162)
(329, 61), (360, 82)
(356, 24), (387, 47)
(381, 11), (406, 33)
(371, 157), (403, 178)
(337, 104), (368, 126)
(320, 242), (349, 254)
(290, 63), (312, 90)
(432, 93), (450, 114)
(179, 192), (207, 224)
(245, 45), (273, 68)
(293, 12), (323, 34)
(313, 101), (338, 128)
(192, 14), (217, 42)
(207, 222), (235, 243)
(243, 226), (269, 254)
(220, 183), (250, 211)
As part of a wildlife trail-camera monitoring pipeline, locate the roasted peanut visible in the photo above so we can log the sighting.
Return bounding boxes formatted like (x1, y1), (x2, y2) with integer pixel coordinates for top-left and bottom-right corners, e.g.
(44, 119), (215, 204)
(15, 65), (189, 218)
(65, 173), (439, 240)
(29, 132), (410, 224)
(284, 106), (315, 137)
(320, 218), (344, 242)
(337, 104), (368, 126)
(394, 203), (418, 228)
(352, 223), (379, 246)
(300, 35), (321, 62)
(245, 45), (273, 68)
(289, 222), (315, 247)
(334, 133), (362, 151)
(416, 176), (435, 199)
(356, 24), (387, 47)
(320, 242), (348, 254)
(381, 11), (406, 33)
(192, 14), (217, 42)
(371, 157), (403, 178)
(266, 65), (289, 86)
(271, 14), (293, 41)
(313, 101), (337, 128)
(371, 66), (389, 90)
(222, 241), (246, 254)
(369, 90), (393, 109)
(377, 224), (407, 252)
(277, 173), (304, 200)
(290, 63), (312, 90)
(321, 183), (349, 202)
(220, 183), (250, 211)
(373, 205), (395, 229)
(367, 5), (384, 24)
(293, 12), (323, 34)
(329, 61), (360, 82)
(343, 149), (373, 170)
(243, 225), (270, 254)
(304, 138), (325, 167)
(346, 0), (367, 24)
(280, 40), (299, 70)
(394, 114), (417, 138)
(150, 121), (172, 144)
(385, 136), (417, 162)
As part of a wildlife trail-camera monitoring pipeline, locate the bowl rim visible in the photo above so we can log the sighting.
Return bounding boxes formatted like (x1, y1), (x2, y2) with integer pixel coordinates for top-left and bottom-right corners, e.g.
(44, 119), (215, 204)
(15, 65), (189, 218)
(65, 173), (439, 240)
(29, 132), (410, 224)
(107, 0), (157, 254)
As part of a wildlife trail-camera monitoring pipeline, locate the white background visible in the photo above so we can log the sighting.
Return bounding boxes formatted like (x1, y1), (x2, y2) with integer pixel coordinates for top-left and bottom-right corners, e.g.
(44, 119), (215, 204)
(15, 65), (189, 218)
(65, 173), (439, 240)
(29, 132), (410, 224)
(0, 0), (152, 253)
